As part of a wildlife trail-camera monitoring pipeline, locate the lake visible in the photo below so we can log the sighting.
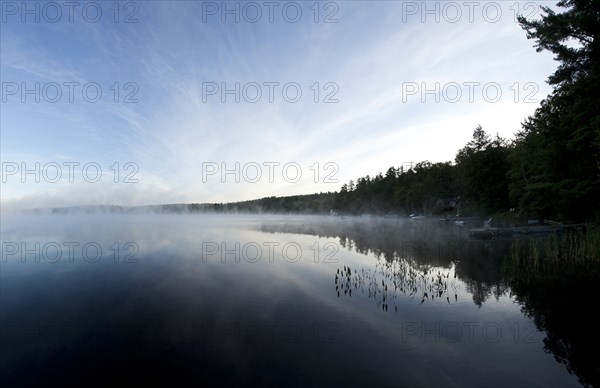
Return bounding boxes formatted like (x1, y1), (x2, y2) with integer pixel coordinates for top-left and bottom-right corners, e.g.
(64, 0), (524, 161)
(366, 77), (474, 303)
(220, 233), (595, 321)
(1, 214), (597, 386)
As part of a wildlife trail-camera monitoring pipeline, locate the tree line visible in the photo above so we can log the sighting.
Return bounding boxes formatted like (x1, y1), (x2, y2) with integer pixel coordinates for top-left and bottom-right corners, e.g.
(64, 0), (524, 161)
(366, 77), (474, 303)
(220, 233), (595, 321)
(44, 2), (597, 223)
(226, 1), (599, 222)
(227, 0), (598, 223)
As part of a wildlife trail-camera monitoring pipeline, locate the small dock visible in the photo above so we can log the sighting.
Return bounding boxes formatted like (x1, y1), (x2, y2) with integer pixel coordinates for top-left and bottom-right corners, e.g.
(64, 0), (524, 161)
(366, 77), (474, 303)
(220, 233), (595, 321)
(470, 224), (586, 239)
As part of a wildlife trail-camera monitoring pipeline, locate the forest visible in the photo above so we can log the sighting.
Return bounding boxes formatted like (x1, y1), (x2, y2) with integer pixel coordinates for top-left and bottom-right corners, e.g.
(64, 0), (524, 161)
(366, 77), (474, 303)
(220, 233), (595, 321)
(217, 0), (599, 223)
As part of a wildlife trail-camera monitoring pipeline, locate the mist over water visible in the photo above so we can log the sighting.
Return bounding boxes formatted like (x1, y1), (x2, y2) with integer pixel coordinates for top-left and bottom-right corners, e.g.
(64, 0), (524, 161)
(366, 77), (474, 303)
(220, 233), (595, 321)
(3, 0), (599, 385)
(1, 214), (586, 386)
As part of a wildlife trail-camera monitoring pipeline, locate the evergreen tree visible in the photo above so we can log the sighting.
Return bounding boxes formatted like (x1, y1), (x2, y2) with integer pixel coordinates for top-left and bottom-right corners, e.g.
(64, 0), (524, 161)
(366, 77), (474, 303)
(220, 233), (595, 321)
(513, 0), (600, 221)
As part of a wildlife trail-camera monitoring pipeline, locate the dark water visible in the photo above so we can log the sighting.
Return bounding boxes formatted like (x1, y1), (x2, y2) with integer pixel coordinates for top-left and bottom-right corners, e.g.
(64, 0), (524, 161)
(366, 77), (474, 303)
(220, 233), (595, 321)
(1, 214), (597, 387)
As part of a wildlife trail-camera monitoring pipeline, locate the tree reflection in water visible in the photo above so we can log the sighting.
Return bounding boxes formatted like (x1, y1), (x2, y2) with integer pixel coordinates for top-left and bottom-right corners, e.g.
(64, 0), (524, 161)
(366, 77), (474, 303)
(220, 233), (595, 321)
(505, 236), (600, 387)
(256, 217), (511, 306)
(256, 216), (599, 386)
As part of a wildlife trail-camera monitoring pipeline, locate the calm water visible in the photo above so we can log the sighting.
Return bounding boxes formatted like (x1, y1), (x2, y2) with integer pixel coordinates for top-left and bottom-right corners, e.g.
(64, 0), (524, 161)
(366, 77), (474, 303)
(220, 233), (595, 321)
(1, 214), (597, 386)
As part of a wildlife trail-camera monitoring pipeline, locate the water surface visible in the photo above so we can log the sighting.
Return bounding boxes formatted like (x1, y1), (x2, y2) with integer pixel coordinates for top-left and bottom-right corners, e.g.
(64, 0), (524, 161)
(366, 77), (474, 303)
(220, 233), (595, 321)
(1, 214), (594, 386)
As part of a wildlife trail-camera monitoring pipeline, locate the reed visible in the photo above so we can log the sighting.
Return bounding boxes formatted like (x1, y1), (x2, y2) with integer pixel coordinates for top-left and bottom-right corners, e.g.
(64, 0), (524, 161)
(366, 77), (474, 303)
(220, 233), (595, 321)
(504, 226), (600, 283)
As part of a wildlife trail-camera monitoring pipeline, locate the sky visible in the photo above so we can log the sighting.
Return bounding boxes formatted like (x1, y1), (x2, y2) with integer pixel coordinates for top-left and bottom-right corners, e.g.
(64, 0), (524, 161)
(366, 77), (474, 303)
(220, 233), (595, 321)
(0, 1), (559, 210)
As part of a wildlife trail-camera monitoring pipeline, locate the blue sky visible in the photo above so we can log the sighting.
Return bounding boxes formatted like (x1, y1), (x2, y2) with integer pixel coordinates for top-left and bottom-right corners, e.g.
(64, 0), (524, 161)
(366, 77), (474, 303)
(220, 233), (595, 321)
(1, 1), (557, 209)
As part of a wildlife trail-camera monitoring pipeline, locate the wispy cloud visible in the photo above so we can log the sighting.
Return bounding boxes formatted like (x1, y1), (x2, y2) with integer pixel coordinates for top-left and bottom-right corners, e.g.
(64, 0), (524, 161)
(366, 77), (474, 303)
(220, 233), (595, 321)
(1, 1), (557, 209)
